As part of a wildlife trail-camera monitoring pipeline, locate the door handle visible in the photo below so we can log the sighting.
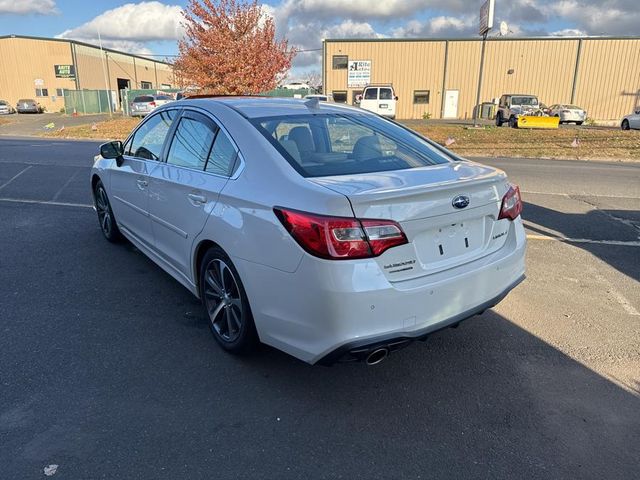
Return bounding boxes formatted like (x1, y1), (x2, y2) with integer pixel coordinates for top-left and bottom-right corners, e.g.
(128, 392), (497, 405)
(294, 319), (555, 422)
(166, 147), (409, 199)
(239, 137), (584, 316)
(136, 179), (148, 189)
(188, 193), (207, 205)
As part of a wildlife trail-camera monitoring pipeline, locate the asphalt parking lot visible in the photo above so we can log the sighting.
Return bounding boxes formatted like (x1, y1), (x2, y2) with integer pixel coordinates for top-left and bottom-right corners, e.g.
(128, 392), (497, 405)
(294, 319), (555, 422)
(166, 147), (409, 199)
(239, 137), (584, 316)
(1, 137), (639, 479)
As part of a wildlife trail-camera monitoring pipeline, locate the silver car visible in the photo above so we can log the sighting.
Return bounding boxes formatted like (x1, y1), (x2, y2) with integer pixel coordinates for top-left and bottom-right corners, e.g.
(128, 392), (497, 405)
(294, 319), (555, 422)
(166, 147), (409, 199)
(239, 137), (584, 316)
(130, 94), (173, 117)
(621, 108), (640, 130)
(0, 100), (16, 114)
(548, 104), (586, 125)
(91, 98), (526, 365)
(16, 99), (42, 114)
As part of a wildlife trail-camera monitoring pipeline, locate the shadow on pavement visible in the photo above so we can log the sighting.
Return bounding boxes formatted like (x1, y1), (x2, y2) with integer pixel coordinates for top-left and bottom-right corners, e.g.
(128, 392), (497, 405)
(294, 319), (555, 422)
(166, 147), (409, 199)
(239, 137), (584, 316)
(523, 201), (640, 282)
(1, 201), (639, 479)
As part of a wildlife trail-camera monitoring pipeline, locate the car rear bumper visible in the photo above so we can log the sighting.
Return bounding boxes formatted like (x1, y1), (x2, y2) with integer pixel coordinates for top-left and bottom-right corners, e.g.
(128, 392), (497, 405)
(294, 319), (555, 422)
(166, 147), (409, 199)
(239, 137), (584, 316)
(235, 217), (527, 364)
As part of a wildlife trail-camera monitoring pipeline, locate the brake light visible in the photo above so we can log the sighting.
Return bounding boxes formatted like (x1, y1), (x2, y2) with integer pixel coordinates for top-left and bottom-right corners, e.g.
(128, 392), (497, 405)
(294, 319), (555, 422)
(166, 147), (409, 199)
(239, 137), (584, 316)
(498, 185), (523, 221)
(274, 208), (407, 260)
(149, 102), (156, 107)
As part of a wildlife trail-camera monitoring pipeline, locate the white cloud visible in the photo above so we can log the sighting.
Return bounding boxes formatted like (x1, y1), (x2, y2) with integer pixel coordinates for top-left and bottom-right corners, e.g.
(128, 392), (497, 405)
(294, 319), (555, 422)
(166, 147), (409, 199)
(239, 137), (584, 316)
(0, 0), (57, 14)
(551, 28), (587, 37)
(58, 1), (183, 42)
(392, 16), (475, 38)
(549, 0), (640, 36)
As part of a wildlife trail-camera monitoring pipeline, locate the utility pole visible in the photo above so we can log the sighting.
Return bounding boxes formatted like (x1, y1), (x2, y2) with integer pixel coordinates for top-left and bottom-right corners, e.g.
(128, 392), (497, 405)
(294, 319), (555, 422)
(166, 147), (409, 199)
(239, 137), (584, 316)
(474, 0), (494, 127)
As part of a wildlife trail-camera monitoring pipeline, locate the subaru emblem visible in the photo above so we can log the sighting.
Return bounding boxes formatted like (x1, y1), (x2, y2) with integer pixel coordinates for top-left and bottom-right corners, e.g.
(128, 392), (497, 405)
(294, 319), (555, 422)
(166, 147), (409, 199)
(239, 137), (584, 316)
(452, 195), (470, 209)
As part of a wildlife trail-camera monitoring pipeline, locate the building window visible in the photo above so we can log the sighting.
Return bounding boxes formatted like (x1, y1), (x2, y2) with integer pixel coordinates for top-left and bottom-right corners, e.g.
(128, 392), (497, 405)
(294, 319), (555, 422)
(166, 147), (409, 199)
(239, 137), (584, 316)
(413, 90), (430, 104)
(56, 88), (64, 97)
(161, 84), (171, 89)
(140, 81), (152, 89)
(332, 55), (348, 69)
(35, 88), (49, 97)
(332, 91), (347, 103)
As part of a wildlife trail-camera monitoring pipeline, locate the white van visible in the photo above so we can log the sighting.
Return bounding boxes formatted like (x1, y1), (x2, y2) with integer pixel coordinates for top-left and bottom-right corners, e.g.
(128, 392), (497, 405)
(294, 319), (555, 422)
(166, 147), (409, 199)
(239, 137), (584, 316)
(359, 85), (397, 119)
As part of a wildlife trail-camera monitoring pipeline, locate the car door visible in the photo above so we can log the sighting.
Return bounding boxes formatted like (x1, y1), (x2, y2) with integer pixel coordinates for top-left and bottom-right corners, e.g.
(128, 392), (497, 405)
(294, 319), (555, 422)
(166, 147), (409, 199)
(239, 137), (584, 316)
(631, 110), (640, 129)
(109, 109), (178, 248)
(378, 87), (396, 117)
(147, 109), (240, 279)
(360, 87), (379, 114)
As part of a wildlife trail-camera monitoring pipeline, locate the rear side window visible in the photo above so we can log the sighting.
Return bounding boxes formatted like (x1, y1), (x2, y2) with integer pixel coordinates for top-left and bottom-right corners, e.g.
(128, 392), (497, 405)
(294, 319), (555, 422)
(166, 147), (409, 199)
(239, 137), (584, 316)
(363, 88), (378, 100)
(166, 117), (217, 170)
(133, 96), (154, 103)
(206, 130), (237, 176)
(127, 110), (177, 160)
(252, 113), (452, 177)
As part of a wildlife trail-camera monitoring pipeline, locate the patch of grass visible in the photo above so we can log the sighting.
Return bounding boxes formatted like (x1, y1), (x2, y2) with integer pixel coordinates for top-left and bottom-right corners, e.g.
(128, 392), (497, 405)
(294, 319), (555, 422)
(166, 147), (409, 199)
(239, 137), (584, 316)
(405, 123), (640, 161)
(45, 117), (141, 140)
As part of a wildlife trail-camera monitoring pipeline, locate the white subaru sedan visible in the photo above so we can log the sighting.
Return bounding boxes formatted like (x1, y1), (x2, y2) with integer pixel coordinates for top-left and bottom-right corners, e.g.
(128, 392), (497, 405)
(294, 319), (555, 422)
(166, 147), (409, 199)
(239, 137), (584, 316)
(91, 97), (526, 365)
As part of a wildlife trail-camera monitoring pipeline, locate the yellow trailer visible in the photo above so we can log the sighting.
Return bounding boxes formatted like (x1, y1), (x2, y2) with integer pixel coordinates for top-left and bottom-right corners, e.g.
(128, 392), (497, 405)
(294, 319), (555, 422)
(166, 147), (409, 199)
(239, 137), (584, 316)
(516, 115), (560, 129)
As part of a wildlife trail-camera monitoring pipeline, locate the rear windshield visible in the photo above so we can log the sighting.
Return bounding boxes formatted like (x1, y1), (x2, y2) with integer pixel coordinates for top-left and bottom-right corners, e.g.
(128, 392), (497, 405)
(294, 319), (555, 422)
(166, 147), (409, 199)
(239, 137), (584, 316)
(251, 113), (452, 177)
(155, 95), (172, 100)
(18, 99), (34, 103)
(133, 96), (154, 102)
(0, 101), (7, 105)
(565, 105), (580, 109)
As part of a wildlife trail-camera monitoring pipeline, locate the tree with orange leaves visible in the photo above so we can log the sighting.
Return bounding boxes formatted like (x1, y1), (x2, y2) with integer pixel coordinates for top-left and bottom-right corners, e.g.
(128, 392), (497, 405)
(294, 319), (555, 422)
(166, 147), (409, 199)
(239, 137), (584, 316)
(174, 0), (295, 94)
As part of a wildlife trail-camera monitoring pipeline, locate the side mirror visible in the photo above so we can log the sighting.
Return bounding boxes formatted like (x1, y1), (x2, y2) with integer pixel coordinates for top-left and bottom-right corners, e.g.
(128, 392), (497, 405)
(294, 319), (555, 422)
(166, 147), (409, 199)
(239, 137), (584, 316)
(394, 96), (399, 101)
(635, 109), (640, 115)
(100, 141), (124, 164)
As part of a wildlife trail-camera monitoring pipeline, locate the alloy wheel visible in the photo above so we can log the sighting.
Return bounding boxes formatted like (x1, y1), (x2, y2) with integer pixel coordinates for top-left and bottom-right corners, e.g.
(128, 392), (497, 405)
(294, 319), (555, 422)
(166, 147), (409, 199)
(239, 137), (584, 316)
(95, 186), (112, 237)
(203, 259), (243, 342)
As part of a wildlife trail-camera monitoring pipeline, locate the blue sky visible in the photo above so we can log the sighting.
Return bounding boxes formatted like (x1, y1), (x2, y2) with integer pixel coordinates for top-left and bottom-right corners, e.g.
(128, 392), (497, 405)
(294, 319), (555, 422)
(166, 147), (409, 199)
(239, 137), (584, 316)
(1, 1), (638, 78)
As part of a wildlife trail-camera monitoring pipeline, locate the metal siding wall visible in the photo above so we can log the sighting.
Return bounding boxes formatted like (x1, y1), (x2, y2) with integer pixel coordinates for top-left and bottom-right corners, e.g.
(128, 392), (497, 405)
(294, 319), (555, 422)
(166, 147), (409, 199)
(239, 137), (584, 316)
(324, 40), (446, 119)
(0, 38), (74, 112)
(575, 39), (640, 119)
(325, 38), (639, 120)
(445, 41), (482, 119)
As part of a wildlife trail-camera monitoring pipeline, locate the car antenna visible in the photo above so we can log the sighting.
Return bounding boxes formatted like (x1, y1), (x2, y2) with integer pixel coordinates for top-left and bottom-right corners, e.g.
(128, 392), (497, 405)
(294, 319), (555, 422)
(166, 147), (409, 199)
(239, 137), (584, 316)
(304, 97), (320, 110)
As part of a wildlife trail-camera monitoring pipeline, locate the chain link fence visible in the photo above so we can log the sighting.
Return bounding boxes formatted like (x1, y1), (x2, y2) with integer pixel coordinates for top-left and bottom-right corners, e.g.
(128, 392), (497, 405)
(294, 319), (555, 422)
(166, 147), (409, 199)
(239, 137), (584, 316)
(63, 90), (115, 114)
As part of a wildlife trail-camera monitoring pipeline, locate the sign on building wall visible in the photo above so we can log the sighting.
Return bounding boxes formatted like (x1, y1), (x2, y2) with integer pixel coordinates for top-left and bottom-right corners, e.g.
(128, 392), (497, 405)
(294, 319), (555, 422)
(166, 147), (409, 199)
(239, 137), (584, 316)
(347, 60), (371, 88)
(54, 65), (76, 79)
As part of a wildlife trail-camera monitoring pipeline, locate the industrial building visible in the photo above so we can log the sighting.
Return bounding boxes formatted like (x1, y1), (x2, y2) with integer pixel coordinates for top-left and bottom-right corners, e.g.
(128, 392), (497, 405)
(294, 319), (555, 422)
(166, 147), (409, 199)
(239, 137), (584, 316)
(0, 35), (174, 112)
(322, 36), (640, 121)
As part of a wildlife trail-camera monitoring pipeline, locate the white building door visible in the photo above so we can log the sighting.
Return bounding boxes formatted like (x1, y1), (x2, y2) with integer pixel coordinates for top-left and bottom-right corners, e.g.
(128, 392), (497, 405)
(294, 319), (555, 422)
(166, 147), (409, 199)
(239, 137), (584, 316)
(443, 90), (459, 118)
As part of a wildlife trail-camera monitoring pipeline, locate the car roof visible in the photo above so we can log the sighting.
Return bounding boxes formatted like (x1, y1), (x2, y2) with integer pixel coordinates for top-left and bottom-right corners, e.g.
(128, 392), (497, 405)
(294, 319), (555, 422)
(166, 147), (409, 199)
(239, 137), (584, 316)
(178, 96), (363, 119)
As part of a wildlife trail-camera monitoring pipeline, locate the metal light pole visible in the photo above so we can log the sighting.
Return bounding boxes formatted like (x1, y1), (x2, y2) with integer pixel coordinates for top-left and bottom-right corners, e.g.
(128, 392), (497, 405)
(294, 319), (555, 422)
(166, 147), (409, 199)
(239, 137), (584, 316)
(473, 31), (488, 127)
(474, 0), (494, 127)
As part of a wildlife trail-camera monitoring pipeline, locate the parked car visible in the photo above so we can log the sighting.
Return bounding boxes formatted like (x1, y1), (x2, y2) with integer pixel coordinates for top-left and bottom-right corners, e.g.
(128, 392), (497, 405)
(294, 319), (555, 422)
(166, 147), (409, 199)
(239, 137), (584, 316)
(130, 94), (173, 117)
(621, 108), (640, 130)
(91, 97), (526, 365)
(548, 104), (586, 125)
(0, 100), (16, 114)
(16, 99), (42, 114)
(359, 84), (398, 119)
(282, 82), (311, 90)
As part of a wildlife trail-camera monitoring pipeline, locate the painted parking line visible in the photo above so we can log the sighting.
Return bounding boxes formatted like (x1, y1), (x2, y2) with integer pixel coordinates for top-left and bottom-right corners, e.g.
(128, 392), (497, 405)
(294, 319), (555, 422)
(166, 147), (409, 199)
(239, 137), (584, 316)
(522, 190), (640, 200)
(526, 234), (640, 247)
(0, 165), (32, 190)
(0, 197), (93, 208)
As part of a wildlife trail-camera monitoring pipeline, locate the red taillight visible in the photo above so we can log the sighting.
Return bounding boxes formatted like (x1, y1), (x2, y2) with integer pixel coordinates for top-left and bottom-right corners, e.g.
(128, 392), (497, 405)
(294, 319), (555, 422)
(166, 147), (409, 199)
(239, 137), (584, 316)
(274, 208), (408, 260)
(498, 185), (523, 221)
(149, 102), (156, 107)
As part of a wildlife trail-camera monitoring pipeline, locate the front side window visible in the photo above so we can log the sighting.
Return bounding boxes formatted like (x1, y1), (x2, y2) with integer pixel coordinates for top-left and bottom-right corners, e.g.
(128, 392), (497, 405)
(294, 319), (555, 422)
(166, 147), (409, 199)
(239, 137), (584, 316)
(252, 113), (452, 177)
(127, 110), (177, 160)
(166, 117), (217, 170)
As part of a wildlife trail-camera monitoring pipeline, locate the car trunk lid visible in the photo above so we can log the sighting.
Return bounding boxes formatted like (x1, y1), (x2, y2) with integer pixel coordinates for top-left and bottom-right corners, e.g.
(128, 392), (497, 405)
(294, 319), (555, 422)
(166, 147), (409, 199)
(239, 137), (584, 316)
(311, 162), (512, 281)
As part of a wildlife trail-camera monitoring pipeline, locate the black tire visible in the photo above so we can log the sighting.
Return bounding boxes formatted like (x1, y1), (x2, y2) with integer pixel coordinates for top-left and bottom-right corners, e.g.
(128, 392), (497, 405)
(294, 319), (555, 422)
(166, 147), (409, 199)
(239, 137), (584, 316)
(93, 180), (122, 242)
(495, 112), (503, 127)
(199, 246), (258, 354)
(576, 121), (583, 126)
(621, 120), (630, 131)
(509, 116), (518, 128)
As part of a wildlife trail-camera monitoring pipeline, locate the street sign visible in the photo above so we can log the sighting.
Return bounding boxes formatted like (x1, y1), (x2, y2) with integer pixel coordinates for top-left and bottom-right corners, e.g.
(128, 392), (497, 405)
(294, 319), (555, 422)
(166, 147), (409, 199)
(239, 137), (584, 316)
(54, 65), (76, 79)
(347, 60), (371, 88)
(479, 0), (495, 36)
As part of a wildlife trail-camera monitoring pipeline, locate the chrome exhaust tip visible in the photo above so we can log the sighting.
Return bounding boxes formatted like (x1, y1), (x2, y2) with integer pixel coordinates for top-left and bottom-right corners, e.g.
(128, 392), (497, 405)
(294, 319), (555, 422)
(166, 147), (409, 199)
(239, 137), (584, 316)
(365, 348), (389, 366)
